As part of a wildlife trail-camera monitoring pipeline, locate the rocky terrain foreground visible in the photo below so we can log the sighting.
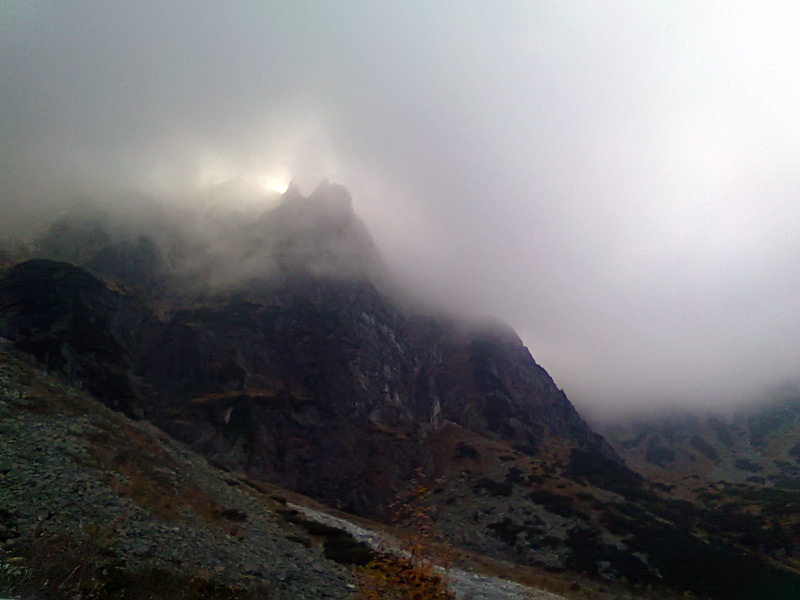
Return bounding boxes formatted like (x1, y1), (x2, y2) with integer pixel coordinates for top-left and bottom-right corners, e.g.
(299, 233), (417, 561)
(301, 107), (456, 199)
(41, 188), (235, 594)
(2, 183), (800, 599)
(0, 342), (577, 599)
(0, 343), (351, 599)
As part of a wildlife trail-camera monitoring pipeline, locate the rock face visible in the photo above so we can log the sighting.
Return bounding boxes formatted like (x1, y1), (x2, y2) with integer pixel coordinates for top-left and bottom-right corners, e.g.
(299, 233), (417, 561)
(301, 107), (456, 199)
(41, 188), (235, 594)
(0, 184), (614, 516)
(143, 277), (617, 514)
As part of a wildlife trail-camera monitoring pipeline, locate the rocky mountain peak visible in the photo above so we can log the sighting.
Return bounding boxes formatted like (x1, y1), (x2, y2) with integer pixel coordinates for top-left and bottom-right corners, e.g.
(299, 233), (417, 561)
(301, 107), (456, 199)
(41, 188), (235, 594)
(252, 182), (385, 285)
(25, 182), (389, 297)
(268, 180), (354, 223)
(1, 185), (621, 515)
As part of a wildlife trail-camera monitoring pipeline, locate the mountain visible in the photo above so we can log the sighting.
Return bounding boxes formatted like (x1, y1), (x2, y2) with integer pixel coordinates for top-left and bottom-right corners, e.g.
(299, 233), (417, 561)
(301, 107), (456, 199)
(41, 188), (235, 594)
(3, 183), (800, 599)
(599, 398), (800, 572)
(599, 396), (800, 490)
(2, 184), (615, 515)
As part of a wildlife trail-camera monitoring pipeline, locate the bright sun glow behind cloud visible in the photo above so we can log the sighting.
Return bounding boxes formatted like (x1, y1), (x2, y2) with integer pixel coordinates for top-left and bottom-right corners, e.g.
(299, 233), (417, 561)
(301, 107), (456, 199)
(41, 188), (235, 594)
(257, 172), (290, 195)
(186, 154), (291, 206)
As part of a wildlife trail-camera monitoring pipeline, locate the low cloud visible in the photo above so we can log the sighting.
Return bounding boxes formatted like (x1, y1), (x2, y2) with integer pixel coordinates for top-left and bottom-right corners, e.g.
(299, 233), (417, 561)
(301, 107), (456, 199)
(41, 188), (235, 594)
(3, 2), (800, 415)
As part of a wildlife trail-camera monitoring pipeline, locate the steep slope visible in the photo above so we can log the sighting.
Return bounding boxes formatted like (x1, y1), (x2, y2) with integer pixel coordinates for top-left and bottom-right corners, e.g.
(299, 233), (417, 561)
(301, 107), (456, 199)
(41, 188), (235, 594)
(0, 343), (354, 600)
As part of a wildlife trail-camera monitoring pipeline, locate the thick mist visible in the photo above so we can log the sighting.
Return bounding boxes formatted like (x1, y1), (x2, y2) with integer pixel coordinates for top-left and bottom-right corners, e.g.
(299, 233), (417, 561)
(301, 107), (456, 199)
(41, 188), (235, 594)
(4, 182), (390, 302)
(3, 2), (800, 415)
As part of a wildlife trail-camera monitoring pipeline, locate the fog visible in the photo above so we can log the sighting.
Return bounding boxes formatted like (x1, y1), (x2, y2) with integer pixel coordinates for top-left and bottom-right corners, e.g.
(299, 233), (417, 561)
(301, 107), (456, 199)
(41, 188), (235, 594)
(2, 2), (799, 416)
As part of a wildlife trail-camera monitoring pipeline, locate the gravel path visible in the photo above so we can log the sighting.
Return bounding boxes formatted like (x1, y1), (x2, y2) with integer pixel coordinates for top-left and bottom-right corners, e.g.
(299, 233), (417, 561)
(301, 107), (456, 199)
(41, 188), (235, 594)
(290, 503), (567, 600)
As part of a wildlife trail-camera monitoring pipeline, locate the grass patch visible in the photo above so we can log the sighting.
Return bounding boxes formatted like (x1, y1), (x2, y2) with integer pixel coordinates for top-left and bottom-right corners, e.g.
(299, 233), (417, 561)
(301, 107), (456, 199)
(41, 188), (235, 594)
(82, 420), (241, 535)
(1, 528), (270, 600)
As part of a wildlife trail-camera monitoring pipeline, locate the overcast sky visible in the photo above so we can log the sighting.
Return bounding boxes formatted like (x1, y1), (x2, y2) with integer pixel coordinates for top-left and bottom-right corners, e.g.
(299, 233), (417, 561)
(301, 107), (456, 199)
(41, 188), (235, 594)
(2, 2), (800, 416)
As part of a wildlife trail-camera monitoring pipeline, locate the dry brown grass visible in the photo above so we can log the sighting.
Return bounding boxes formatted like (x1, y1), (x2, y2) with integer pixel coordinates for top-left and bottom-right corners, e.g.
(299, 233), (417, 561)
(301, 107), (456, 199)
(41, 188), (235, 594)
(2, 524), (269, 600)
(9, 394), (235, 541)
(83, 423), (244, 536)
(0, 352), (100, 416)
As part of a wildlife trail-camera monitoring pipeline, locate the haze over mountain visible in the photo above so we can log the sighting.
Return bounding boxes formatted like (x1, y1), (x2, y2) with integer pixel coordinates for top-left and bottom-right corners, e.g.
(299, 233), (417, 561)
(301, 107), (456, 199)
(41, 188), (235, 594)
(3, 2), (800, 414)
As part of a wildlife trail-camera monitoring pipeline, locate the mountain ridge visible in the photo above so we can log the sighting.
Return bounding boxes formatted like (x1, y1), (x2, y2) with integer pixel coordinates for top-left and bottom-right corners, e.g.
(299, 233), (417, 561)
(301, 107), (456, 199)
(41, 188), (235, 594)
(2, 184), (800, 599)
(1, 184), (618, 517)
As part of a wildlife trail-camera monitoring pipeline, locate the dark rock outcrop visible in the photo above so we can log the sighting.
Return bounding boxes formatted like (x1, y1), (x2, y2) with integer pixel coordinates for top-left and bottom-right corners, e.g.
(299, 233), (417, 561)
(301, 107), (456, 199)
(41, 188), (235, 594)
(0, 259), (154, 413)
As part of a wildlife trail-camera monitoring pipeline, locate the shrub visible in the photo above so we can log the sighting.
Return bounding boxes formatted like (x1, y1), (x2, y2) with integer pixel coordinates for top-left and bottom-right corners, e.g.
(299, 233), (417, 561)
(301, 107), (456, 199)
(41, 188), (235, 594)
(355, 554), (452, 600)
(0, 523), (271, 600)
(355, 468), (454, 600)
